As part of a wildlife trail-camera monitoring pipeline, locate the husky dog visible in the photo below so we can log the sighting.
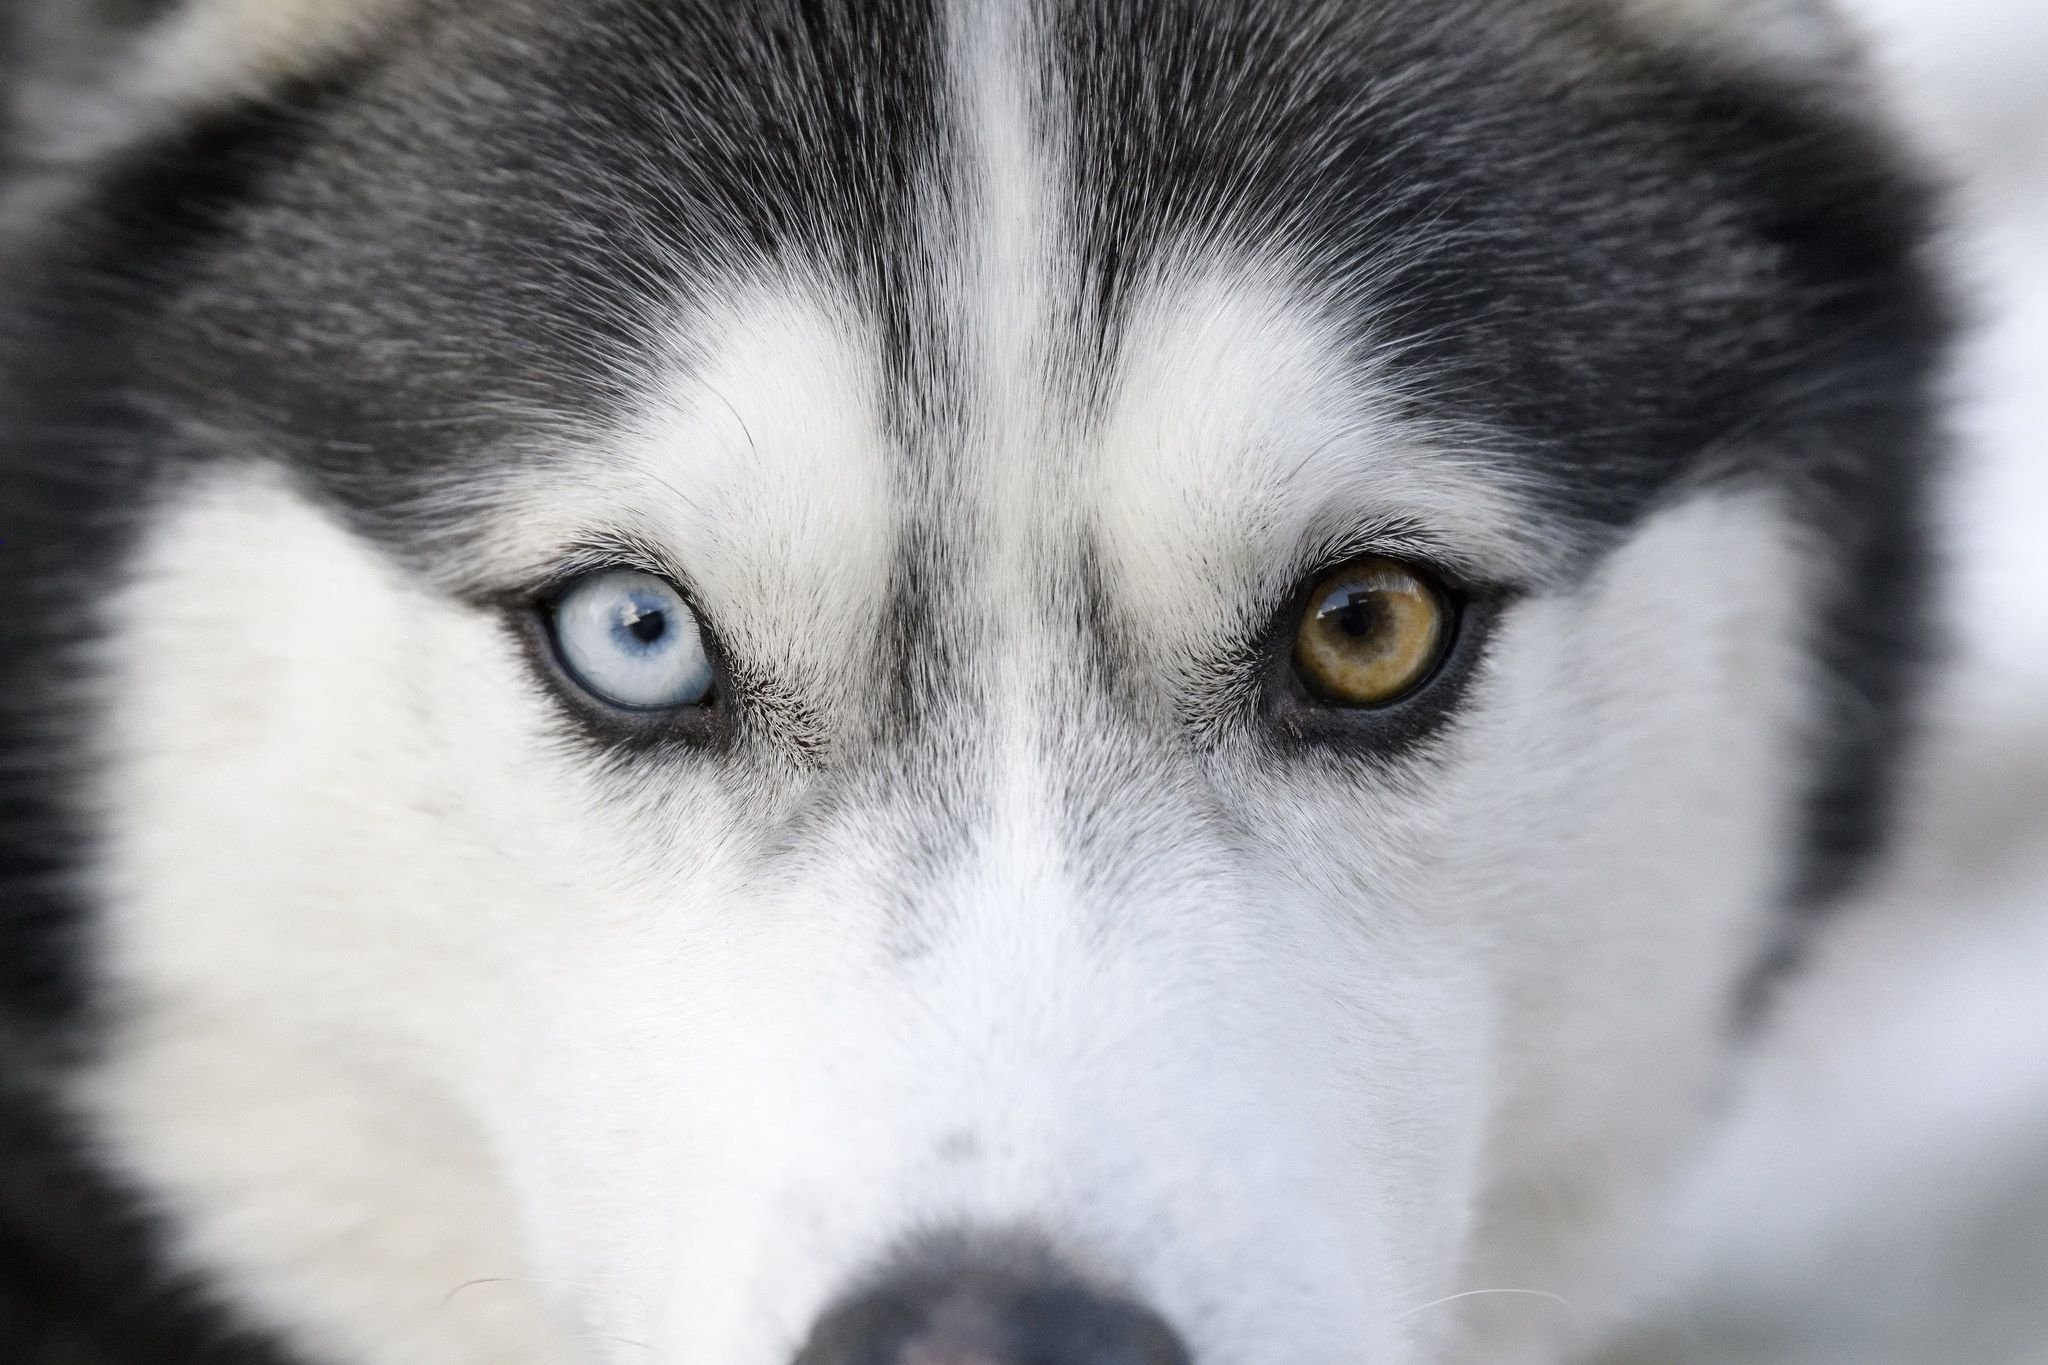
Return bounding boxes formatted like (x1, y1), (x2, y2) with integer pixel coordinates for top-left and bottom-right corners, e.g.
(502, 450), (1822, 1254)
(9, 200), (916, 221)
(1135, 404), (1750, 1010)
(0, 0), (1950, 1362)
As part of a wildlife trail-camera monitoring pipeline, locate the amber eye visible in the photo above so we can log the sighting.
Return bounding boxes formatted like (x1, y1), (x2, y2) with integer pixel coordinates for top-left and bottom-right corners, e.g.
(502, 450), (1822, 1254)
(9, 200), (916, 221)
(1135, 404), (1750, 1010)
(1292, 556), (1451, 707)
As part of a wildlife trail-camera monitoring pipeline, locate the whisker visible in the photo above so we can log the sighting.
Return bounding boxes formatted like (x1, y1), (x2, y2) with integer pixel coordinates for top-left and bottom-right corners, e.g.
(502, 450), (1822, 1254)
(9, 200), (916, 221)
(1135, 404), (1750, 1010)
(581, 1334), (655, 1355)
(1396, 1287), (1578, 1322)
(441, 1274), (600, 1309)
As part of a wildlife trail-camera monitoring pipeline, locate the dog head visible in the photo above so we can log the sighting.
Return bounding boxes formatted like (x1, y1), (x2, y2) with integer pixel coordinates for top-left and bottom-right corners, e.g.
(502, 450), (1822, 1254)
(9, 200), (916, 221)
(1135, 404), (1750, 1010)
(0, 1), (1947, 1361)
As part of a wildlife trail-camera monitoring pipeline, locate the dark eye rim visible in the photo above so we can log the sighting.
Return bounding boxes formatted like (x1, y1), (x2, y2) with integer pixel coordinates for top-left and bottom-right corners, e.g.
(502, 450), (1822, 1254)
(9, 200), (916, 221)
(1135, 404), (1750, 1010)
(1258, 555), (1501, 756)
(509, 568), (737, 751)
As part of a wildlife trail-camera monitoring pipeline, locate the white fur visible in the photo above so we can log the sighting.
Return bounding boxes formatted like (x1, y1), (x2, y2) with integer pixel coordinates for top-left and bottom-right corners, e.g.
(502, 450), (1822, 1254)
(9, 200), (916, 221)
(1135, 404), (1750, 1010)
(86, 471), (577, 1364)
(88, 367), (1814, 1365)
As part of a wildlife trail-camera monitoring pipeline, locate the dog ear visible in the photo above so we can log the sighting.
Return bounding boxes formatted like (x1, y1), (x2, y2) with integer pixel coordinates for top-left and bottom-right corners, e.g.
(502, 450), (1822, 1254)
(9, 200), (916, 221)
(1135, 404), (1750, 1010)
(9, 0), (415, 160)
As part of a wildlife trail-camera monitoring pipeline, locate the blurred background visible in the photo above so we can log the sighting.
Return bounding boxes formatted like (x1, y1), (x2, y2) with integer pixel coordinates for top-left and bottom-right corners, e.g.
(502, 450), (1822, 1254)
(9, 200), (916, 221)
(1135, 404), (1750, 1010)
(1604, 1), (2048, 1361)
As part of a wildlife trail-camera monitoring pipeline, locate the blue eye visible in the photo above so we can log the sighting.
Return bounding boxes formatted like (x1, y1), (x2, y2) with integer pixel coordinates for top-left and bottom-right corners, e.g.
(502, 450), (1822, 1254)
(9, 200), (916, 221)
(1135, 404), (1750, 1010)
(547, 569), (713, 710)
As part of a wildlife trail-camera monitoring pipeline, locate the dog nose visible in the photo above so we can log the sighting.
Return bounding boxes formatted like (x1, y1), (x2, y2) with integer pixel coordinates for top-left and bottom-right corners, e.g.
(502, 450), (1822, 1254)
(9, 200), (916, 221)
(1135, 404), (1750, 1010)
(791, 1258), (1190, 1365)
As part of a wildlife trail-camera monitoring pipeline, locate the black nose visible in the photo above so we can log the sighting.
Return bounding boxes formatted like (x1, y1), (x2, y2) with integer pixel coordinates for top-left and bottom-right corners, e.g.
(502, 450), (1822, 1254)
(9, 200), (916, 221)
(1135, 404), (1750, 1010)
(792, 1254), (1190, 1365)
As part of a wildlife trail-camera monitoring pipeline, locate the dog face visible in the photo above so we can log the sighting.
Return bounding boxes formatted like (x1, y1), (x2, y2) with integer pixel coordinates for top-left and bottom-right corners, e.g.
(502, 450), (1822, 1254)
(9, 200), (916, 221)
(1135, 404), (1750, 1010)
(0, 1), (1947, 1362)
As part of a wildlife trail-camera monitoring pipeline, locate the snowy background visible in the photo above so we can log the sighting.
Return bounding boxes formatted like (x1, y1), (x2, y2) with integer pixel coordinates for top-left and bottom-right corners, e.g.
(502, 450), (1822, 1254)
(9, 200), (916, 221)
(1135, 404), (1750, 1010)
(1601, 2), (2048, 1362)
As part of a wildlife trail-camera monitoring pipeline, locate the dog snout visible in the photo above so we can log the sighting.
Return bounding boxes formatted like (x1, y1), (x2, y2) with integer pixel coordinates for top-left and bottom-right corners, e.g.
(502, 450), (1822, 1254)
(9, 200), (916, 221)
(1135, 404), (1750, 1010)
(791, 1254), (1189, 1365)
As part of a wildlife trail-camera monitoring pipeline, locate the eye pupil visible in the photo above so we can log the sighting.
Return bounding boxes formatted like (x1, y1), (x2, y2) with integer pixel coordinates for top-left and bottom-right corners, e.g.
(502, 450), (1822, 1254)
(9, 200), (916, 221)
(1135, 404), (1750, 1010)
(623, 606), (667, 645)
(1331, 593), (1379, 638)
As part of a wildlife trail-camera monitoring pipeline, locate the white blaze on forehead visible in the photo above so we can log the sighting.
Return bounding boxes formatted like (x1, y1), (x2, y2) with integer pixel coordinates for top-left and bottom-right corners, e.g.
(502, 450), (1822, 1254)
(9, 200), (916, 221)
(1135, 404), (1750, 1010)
(946, 0), (1062, 426)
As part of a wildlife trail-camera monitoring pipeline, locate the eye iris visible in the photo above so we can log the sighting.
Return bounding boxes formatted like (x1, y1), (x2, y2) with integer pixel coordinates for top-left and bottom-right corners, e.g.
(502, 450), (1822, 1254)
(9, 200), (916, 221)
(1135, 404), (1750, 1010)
(1293, 558), (1448, 706)
(548, 569), (713, 711)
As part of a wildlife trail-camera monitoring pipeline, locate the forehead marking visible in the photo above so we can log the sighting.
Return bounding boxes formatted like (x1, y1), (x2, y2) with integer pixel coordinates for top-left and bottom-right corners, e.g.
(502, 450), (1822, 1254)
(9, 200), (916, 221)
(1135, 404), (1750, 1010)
(947, 0), (1062, 398)
(471, 2), (1556, 739)
(467, 0), (1569, 760)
